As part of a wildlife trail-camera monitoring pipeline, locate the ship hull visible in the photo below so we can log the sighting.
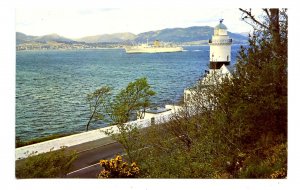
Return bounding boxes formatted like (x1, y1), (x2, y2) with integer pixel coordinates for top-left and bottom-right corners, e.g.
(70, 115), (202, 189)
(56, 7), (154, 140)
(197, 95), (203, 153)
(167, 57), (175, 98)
(125, 46), (183, 54)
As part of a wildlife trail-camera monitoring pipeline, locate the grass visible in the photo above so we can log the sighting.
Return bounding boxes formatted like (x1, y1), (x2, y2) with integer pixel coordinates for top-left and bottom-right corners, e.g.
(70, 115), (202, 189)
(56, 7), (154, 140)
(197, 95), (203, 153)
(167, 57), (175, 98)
(16, 147), (78, 178)
(16, 133), (74, 148)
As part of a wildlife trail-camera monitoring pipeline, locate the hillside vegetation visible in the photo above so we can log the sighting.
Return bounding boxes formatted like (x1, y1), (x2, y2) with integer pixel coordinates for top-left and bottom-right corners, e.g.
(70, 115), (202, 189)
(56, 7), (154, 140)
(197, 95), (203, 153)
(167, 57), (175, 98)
(98, 8), (287, 178)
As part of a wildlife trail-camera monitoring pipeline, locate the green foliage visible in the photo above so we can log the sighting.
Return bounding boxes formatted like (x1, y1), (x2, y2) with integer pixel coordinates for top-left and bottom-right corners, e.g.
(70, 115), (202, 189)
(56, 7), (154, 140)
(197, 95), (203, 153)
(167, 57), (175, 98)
(86, 85), (112, 131)
(87, 77), (155, 127)
(16, 148), (78, 178)
(238, 142), (287, 178)
(88, 77), (155, 163)
(95, 9), (287, 178)
(232, 9), (287, 141)
(104, 124), (143, 163)
(106, 9), (287, 178)
(109, 77), (156, 124)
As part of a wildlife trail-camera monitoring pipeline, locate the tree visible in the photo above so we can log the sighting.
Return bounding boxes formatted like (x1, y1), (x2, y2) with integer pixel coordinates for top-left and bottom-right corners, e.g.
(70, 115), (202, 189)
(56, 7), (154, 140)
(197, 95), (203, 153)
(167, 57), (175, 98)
(104, 77), (156, 163)
(88, 77), (156, 128)
(237, 8), (287, 137)
(86, 86), (111, 131)
(109, 77), (156, 125)
(86, 77), (155, 163)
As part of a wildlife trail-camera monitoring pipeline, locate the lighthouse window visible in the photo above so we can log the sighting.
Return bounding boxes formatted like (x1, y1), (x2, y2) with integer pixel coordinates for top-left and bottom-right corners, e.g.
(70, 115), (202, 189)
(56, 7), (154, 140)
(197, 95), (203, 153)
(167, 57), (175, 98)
(227, 55), (229, 61)
(151, 117), (155, 125)
(187, 94), (191, 101)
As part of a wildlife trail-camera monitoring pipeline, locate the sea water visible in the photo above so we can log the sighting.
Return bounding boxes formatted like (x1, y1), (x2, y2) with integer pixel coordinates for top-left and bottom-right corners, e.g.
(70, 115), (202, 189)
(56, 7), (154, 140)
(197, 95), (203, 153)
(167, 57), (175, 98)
(16, 45), (241, 141)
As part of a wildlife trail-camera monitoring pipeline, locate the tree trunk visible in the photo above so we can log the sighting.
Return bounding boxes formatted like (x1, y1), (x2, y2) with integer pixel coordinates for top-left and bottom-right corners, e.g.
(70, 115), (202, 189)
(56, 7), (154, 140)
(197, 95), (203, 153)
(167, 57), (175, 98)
(86, 111), (95, 131)
(270, 9), (280, 54)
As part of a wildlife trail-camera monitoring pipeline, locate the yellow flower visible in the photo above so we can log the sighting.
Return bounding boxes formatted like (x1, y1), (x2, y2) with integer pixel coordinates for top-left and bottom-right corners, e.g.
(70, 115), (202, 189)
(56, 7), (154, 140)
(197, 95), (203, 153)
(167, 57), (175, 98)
(99, 160), (108, 166)
(116, 155), (122, 161)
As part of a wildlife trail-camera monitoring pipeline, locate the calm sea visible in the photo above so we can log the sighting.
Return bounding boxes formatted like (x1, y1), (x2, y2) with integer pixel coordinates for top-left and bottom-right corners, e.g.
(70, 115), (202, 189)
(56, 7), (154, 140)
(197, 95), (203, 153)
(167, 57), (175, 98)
(16, 45), (241, 141)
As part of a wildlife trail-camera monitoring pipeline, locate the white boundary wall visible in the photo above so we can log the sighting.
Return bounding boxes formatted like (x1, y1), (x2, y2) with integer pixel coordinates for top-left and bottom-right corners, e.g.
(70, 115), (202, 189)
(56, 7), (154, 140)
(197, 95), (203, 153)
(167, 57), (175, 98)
(15, 105), (181, 160)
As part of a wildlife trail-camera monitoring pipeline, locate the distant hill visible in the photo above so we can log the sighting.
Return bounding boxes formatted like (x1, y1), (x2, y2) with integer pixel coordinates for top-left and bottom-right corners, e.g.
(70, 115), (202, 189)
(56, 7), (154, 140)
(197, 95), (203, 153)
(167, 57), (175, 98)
(135, 26), (212, 43)
(34, 33), (74, 43)
(238, 32), (250, 38)
(77, 32), (136, 43)
(17, 26), (248, 45)
(16, 32), (74, 44)
(16, 32), (36, 45)
(135, 26), (247, 44)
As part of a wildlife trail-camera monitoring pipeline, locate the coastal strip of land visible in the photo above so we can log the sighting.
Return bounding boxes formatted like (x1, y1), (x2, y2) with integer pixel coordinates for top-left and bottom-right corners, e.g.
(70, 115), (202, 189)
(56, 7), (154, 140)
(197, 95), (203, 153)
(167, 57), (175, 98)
(15, 105), (181, 160)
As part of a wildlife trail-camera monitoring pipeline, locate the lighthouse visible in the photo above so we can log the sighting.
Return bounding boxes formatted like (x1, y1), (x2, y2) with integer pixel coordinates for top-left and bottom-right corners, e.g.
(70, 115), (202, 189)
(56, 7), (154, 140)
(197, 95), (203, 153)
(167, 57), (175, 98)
(208, 19), (232, 70)
(183, 19), (233, 104)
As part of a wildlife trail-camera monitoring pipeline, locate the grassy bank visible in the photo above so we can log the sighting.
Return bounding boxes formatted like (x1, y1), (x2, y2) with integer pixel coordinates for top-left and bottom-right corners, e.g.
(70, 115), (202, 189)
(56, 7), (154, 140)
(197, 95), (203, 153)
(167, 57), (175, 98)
(16, 133), (75, 148)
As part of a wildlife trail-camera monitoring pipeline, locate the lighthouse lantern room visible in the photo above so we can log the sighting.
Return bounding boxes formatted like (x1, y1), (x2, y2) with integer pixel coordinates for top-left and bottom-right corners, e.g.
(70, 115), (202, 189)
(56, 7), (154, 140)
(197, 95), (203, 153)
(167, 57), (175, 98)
(208, 19), (232, 70)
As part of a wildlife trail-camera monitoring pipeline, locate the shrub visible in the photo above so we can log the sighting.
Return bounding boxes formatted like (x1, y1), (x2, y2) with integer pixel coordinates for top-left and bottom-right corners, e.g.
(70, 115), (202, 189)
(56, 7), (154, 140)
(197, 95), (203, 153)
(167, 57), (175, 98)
(16, 148), (78, 178)
(98, 155), (140, 178)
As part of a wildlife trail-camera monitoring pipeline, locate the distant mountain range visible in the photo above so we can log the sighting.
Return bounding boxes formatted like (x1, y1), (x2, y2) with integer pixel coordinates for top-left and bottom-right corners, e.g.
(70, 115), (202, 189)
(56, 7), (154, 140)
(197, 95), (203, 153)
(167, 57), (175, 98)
(76, 32), (136, 43)
(16, 33), (74, 45)
(134, 26), (247, 44)
(237, 32), (250, 38)
(16, 26), (248, 45)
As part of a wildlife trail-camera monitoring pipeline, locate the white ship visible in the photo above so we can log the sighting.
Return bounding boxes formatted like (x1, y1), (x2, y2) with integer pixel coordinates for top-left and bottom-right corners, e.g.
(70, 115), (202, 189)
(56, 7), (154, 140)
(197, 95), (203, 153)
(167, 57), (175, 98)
(125, 40), (183, 53)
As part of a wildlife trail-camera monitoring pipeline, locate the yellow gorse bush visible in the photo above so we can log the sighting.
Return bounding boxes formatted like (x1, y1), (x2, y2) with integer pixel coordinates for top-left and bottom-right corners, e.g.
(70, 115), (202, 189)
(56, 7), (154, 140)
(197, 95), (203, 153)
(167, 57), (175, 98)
(99, 155), (140, 178)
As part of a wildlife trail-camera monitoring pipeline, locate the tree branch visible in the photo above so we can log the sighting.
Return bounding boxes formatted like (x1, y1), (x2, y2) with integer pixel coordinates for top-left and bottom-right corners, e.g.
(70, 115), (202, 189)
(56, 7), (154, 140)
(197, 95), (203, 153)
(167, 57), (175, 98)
(239, 8), (269, 29)
(263, 8), (271, 20)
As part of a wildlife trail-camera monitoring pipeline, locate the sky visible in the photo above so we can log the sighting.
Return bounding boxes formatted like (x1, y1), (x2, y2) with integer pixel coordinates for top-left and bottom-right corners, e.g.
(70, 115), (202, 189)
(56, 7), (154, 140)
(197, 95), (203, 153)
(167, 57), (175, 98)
(16, 8), (258, 39)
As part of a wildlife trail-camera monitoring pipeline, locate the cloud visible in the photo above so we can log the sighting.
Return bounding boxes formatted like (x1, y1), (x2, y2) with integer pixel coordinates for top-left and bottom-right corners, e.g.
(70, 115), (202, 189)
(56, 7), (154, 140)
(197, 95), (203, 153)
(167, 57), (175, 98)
(194, 18), (220, 24)
(77, 10), (93, 15)
(15, 8), (255, 38)
(77, 8), (118, 15)
(96, 8), (119, 12)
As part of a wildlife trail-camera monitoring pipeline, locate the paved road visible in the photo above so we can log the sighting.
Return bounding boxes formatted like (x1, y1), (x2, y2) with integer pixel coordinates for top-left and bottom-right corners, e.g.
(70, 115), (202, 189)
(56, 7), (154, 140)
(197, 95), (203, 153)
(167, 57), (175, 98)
(65, 137), (124, 178)
(15, 137), (125, 178)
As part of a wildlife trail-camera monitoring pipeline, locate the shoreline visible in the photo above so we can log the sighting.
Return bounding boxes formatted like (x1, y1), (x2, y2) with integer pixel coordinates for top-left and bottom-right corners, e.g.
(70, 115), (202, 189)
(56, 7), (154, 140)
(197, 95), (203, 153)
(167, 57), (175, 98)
(15, 104), (180, 160)
(16, 43), (246, 52)
(16, 132), (76, 148)
(16, 47), (124, 52)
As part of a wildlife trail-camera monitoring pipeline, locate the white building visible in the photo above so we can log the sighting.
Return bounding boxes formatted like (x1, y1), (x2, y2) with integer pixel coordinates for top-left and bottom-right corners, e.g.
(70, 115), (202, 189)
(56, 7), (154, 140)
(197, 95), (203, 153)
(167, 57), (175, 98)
(184, 19), (232, 105)
(209, 19), (232, 69)
(137, 105), (182, 125)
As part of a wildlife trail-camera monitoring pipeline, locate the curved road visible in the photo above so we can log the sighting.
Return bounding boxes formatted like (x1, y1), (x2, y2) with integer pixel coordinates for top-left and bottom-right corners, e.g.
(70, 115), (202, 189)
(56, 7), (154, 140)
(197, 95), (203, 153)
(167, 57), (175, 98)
(63, 137), (124, 178)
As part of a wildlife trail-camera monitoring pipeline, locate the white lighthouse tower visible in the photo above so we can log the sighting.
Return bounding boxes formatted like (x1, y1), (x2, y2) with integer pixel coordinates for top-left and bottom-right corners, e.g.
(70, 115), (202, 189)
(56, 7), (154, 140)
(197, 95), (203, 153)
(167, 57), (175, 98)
(208, 19), (232, 70)
(183, 19), (233, 104)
